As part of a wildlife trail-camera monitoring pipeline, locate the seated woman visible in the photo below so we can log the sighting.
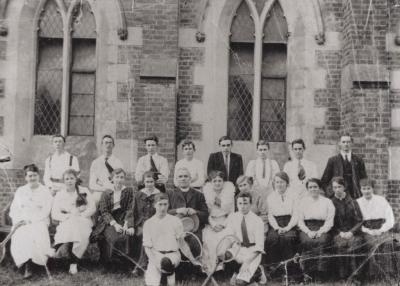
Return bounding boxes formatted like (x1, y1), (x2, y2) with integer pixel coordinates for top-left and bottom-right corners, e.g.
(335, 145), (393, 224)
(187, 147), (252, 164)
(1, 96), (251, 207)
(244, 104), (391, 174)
(52, 169), (96, 274)
(91, 168), (135, 270)
(236, 175), (268, 233)
(266, 172), (299, 268)
(201, 171), (235, 273)
(356, 178), (396, 279)
(173, 139), (205, 190)
(330, 177), (363, 281)
(298, 178), (335, 280)
(9, 164), (54, 279)
(131, 171), (161, 277)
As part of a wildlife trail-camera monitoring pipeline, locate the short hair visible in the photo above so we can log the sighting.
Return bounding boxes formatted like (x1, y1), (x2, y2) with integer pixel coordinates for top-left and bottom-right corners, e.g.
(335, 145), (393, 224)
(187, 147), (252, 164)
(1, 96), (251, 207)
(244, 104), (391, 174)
(23, 164), (39, 175)
(102, 135), (115, 145)
(52, 134), (66, 142)
(218, 136), (232, 145)
(331, 176), (345, 187)
(360, 178), (374, 188)
(306, 178), (322, 189)
(256, 140), (270, 149)
(339, 133), (353, 142)
(236, 175), (254, 186)
(274, 171), (290, 185)
(291, 139), (305, 149)
(110, 168), (126, 179)
(143, 171), (156, 181)
(144, 135), (159, 144)
(63, 168), (79, 179)
(236, 191), (252, 203)
(181, 139), (196, 151)
(154, 193), (169, 203)
(208, 170), (225, 181)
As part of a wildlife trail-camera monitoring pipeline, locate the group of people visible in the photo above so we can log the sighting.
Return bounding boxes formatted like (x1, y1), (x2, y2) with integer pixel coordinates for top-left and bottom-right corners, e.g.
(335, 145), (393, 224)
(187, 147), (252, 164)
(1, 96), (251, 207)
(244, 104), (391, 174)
(6, 133), (399, 285)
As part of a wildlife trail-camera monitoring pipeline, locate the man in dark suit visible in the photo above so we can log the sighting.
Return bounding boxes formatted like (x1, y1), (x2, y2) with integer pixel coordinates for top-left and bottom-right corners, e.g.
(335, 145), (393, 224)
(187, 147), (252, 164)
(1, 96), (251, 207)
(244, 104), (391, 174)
(167, 167), (209, 229)
(321, 134), (367, 199)
(207, 135), (244, 184)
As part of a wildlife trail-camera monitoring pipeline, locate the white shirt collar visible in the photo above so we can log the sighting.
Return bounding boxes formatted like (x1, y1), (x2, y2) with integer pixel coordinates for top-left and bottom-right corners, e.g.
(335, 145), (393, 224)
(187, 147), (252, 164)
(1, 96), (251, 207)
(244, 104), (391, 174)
(340, 151), (352, 160)
(180, 187), (190, 192)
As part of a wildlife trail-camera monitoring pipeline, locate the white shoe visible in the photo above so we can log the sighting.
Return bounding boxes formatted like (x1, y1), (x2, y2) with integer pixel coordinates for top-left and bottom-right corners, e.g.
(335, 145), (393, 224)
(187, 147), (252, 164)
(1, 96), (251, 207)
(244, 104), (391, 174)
(258, 265), (267, 285)
(69, 264), (78, 275)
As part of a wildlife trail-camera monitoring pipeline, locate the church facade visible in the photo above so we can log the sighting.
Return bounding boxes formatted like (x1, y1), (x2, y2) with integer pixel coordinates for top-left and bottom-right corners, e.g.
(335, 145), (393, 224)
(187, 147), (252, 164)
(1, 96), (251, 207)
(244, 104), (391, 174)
(0, 0), (399, 216)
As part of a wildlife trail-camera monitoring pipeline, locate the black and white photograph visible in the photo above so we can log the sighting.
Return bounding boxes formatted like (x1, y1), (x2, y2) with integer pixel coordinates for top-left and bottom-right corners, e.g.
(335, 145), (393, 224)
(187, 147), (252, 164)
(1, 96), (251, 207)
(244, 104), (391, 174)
(0, 0), (400, 285)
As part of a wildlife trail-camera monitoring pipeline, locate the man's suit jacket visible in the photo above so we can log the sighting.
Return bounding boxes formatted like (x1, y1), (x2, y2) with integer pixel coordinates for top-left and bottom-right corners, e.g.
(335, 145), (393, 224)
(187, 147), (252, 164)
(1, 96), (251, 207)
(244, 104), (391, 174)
(321, 154), (367, 199)
(207, 152), (243, 184)
(167, 187), (209, 228)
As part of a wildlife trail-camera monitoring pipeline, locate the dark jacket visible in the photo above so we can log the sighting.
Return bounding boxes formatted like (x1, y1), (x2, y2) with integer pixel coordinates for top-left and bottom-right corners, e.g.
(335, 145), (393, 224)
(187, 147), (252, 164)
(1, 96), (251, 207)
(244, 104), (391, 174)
(132, 191), (157, 230)
(321, 154), (367, 199)
(331, 195), (363, 235)
(207, 152), (243, 183)
(167, 187), (209, 228)
(91, 187), (134, 240)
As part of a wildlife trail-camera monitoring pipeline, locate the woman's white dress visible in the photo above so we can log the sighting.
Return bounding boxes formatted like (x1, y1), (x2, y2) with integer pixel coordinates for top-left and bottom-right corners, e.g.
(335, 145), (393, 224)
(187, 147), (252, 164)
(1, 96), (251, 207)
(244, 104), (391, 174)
(9, 184), (54, 267)
(51, 186), (96, 258)
(202, 181), (235, 273)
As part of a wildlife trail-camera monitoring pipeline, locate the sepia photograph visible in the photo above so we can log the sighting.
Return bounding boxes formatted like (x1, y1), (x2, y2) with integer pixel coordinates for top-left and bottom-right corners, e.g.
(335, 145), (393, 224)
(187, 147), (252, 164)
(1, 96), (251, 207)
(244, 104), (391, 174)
(0, 0), (399, 285)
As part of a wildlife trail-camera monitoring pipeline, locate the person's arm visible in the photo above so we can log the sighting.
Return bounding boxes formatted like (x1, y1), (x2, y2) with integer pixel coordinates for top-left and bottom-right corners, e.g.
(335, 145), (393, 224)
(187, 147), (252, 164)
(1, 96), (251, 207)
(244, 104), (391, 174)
(319, 199), (335, 234)
(320, 158), (334, 197)
(221, 182), (235, 214)
(286, 199), (299, 230)
(89, 160), (104, 192)
(51, 192), (70, 222)
(358, 157), (368, 180)
(272, 160), (280, 176)
(135, 157), (146, 184)
(33, 188), (53, 223)
(98, 193), (115, 224)
(380, 198), (394, 233)
(195, 192), (209, 225)
(256, 195), (269, 233)
(348, 200), (363, 234)
(79, 190), (96, 218)
(72, 156), (80, 174)
(266, 197), (280, 230)
(9, 189), (25, 224)
(160, 157), (170, 180)
(245, 160), (255, 178)
(192, 160), (205, 187)
(297, 203), (311, 234)
(207, 153), (214, 177)
(43, 157), (51, 188)
(254, 217), (265, 253)
(238, 154), (244, 176)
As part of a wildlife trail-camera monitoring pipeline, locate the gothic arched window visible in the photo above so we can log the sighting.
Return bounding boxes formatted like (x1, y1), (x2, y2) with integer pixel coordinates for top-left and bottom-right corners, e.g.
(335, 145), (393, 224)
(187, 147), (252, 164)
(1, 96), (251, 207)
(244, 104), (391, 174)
(34, 0), (97, 136)
(227, 0), (288, 142)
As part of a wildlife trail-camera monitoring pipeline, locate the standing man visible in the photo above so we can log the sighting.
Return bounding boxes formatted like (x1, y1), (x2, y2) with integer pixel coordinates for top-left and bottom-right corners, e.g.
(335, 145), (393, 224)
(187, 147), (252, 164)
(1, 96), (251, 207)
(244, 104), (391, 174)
(321, 134), (367, 199)
(89, 135), (123, 203)
(135, 135), (169, 192)
(207, 136), (243, 184)
(225, 192), (266, 286)
(44, 134), (79, 195)
(245, 140), (280, 195)
(283, 139), (318, 197)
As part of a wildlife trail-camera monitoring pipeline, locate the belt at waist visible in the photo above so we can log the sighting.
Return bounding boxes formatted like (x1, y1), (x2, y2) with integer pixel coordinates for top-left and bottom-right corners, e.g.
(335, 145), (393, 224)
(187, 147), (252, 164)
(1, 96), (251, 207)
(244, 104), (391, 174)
(50, 178), (63, 183)
(304, 219), (325, 231)
(274, 215), (291, 228)
(363, 219), (385, 230)
(158, 250), (178, 254)
(241, 242), (256, 248)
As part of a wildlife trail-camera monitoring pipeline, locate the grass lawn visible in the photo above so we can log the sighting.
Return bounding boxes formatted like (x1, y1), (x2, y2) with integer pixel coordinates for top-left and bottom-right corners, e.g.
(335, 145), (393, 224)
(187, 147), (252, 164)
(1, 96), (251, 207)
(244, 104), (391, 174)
(0, 258), (398, 286)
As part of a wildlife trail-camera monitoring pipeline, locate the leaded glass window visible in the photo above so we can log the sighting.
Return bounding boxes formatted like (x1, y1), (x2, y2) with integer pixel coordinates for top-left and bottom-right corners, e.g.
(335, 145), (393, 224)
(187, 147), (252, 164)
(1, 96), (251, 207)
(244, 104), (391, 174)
(227, 0), (288, 142)
(34, 0), (96, 136)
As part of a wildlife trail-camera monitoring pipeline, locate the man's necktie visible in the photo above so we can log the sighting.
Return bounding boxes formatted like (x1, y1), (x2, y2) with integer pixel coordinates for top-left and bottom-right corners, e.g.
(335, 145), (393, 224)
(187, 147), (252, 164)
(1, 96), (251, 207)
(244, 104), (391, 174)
(105, 158), (114, 174)
(298, 160), (306, 181)
(262, 159), (266, 178)
(241, 215), (251, 247)
(150, 156), (158, 173)
(345, 154), (350, 163)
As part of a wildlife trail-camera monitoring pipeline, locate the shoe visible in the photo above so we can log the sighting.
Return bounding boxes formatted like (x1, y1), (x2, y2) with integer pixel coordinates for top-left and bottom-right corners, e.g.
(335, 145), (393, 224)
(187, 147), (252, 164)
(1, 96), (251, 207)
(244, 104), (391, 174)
(258, 265), (267, 285)
(69, 264), (78, 275)
(235, 279), (247, 286)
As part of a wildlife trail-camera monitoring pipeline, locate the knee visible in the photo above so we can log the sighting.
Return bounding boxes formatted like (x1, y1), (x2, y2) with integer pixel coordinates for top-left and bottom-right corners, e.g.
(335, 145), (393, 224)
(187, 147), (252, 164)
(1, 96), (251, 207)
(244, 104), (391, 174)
(160, 257), (175, 275)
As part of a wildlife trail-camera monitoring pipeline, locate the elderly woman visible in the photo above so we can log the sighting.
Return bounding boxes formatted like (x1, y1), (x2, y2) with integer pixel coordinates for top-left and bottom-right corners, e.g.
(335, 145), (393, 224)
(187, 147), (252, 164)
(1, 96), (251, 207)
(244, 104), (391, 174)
(9, 164), (54, 279)
(356, 178), (396, 279)
(236, 175), (268, 233)
(298, 178), (335, 280)
(266, 172), (299, 266)
(330, 177), (363, 281)
(91, 168), (135, 271)
(201, 171), (235, 273)
(174, 139), (205, 190)
(51, 169), (96, 274)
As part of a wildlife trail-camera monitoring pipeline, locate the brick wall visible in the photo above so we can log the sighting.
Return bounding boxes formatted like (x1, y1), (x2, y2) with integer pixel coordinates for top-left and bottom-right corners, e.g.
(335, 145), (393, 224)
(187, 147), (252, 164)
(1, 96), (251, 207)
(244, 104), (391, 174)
(177, 47), (204, 143)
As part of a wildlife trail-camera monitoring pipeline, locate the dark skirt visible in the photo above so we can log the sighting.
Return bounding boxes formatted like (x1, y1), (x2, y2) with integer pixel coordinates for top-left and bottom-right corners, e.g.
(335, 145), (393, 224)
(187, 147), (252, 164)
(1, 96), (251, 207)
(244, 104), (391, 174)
(265, 215), (298, 264)
(299, 220), (330, 274)
(333, 234), (363, 279)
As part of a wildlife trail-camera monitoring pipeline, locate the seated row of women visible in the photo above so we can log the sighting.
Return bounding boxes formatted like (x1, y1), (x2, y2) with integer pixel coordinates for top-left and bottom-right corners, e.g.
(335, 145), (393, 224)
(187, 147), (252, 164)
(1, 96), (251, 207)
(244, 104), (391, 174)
(8, 163), (398, 284)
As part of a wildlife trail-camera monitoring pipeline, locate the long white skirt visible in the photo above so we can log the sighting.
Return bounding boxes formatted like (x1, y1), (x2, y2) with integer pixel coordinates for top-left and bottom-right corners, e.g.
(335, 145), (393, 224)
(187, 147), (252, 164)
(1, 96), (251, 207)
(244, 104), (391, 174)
(201, 225), (231, 273)
(11, 221), (54, 267)
(54, 216), (93, 258)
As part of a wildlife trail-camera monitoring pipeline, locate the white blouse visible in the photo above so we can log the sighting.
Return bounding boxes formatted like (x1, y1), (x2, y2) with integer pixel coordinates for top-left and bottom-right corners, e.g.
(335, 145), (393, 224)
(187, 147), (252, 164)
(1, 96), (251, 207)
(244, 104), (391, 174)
(267, 190), (298, 230)
(357, 194), (394, 232)
(297, 195), (335, 233)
